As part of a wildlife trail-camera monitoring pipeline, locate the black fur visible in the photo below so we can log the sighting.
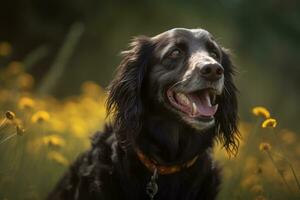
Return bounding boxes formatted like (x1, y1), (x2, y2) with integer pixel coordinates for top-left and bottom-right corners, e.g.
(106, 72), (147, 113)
(48, 28), (239, 200)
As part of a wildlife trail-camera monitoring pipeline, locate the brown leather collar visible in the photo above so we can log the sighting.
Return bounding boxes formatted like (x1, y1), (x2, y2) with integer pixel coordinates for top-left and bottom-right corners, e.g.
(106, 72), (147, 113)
(135, 148), (199, 175)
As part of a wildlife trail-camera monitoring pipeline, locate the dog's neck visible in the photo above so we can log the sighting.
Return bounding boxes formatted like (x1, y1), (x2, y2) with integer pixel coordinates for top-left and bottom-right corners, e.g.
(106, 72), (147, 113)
(136, 111), (215, 165)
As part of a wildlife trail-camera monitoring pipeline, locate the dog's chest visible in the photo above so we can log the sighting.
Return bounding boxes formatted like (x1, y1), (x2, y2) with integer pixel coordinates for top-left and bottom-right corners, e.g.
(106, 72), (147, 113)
(101, 162), (219, 200)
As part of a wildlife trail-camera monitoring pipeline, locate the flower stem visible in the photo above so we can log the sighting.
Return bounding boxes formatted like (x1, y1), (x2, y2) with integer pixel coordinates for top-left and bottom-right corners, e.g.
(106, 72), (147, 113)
(265, 150), (292, 192)
(287, 162), (300, 191)
(271, 129), (300, 191)
(0, 133), (17, 145)
(0, 118), (7, 131)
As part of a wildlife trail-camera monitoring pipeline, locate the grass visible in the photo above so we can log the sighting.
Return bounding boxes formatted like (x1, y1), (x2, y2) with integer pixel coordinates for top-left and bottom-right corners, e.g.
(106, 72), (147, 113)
(0, 42), (299, 200)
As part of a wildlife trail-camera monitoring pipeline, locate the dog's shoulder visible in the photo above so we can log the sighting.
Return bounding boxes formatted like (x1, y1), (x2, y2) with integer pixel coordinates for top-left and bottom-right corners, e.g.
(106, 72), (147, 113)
(77, 124), (117, 183)
(48, 124), (119, 200)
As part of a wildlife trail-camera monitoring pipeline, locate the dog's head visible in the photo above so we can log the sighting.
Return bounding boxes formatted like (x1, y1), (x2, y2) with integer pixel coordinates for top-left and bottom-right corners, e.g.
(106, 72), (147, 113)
(107, 28), (239, 153)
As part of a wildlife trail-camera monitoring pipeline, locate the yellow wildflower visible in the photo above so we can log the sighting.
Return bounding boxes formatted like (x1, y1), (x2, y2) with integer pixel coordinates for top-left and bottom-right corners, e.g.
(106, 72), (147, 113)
(71, 121), (88, 138)
(18, 97), (35, 110)
(48, 117), (66, 132)
(6, 61), (23, 75)
(259, 142), (272, 151)
(5, 111), (16, 120)
(17, 73), (34, 89)
(0, 42), (12, 56)
(0, 90), (11, 103)
(250, 184), (264, 194)
(255, 195), (267, 200)
(48, 151), (69, 166)
(43, 135), (65, 148)
(280, 129), (296, 145)
(241, 174), (259, 188)
(31, 110), (50, 123)
(261, 118), (277, 128)
(252, 106), (270, 119)
(80, 81), (104, 99)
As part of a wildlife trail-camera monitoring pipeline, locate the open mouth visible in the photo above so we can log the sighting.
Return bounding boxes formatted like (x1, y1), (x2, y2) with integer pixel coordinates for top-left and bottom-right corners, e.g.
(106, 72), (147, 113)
(167, 88), (219, 120)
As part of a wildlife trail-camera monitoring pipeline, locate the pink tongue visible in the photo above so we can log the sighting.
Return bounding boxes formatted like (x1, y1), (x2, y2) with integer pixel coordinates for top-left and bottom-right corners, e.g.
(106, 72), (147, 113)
(190, 91), (218, 117)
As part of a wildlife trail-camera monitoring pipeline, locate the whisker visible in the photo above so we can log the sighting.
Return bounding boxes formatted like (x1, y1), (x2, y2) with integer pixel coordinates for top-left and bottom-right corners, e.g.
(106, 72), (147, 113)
(224, 86), (230, 96)
(223, 80), (232, 97)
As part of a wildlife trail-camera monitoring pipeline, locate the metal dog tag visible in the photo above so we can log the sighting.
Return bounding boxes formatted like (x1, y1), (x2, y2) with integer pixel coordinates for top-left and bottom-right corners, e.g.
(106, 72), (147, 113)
(146, 168), (158, 200)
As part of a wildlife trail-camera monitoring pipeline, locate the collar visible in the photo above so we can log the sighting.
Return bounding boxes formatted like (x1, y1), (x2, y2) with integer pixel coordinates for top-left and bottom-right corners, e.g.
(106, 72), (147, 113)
(135, 147), (199, 175)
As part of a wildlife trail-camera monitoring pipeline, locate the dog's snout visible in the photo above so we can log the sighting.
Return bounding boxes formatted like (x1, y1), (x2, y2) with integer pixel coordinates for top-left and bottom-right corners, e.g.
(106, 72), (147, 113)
(199, 64), (224, 81)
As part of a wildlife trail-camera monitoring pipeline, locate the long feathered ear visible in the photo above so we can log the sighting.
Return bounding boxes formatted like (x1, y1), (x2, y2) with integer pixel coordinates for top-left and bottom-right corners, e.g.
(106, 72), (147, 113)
(106, 36), (154, 149)
(215, 48), (239, 156)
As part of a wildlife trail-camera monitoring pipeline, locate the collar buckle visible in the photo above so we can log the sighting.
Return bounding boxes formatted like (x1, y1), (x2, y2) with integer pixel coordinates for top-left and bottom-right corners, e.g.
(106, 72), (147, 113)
(146, 168), (158, 200)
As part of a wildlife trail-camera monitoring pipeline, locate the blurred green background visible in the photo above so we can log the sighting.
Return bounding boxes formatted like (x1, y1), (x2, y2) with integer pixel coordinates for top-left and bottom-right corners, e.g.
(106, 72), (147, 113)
(0, 0), (300, 199)
(0, 0), (299, 130)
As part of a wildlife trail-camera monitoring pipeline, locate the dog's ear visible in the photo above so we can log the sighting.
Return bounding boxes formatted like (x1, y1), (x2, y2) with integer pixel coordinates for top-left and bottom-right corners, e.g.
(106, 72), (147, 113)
(215, 48), (239, 155)
(106, 36), (154, 149)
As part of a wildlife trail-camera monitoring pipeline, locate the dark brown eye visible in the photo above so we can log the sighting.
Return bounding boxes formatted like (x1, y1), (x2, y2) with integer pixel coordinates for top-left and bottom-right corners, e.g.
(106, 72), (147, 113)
(210, 51), (218, 59)
(206, 41), (220, 60)
(169, 49), (181, 59)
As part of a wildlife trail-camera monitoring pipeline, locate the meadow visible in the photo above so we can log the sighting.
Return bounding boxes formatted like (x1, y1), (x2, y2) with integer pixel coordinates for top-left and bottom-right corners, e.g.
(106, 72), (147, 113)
(0, 42), (300, 200)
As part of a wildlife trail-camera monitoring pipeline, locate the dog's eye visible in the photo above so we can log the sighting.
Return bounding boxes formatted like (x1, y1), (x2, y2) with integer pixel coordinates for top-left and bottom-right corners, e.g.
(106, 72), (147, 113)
(210, 51), (219, 60)
(206, 41), (220, 60)
(168, 49), (181, 59)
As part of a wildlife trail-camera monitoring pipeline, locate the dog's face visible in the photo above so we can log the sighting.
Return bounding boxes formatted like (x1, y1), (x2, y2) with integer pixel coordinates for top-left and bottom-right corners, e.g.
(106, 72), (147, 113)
(147, 28), (225, 130)
(107, 28), (238, 153)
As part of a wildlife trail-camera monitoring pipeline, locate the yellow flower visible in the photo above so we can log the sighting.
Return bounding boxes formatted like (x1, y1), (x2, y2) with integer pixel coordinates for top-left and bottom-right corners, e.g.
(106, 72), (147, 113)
(241, 174), (259, 188)
(255, 195), (267, 200)
(17, 73), (34, 89)
(80, 81), (104, 99)
(250, 184), (264, 194)
(43, 135), (65, 148)
(252, 106), (270, 119)
(48, 151), (69, 166)
(18, 97), (35, 110)
(5, 111), (16, 120)
(259, 142), (272, 151)
(31, 110), (50, 123)
(48, 117), (66, 132)
(6, 61), (23, 75)
(261, 118), (277, 128)
(280, 129), (296, 145)
(0, 90), (11, 103)
(0, 42), (12, 56)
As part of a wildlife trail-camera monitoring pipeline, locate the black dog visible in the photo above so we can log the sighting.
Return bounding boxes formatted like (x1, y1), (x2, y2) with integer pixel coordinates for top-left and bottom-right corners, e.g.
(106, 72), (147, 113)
(48, 28), (239, 200)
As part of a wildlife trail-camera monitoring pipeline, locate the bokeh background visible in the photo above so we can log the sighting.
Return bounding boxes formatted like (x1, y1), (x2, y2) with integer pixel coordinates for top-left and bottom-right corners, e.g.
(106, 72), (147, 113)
(0, 0), (299, 199)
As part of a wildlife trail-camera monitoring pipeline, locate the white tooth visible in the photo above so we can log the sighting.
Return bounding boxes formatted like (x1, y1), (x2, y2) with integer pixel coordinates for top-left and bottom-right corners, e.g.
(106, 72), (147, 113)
(206, 93), (212, 106)
(192, 102), (197, 116)
(178, 93), (189, 105)
(212, 94), (216, 105)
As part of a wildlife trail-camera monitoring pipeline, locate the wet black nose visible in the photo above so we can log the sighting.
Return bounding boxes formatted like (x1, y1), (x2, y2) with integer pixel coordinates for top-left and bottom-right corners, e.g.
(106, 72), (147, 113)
(200, 63), (224, 81)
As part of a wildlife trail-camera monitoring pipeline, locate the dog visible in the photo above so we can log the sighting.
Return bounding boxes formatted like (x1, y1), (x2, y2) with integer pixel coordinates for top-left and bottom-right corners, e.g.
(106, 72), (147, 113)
(48, 28), (239, 200)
